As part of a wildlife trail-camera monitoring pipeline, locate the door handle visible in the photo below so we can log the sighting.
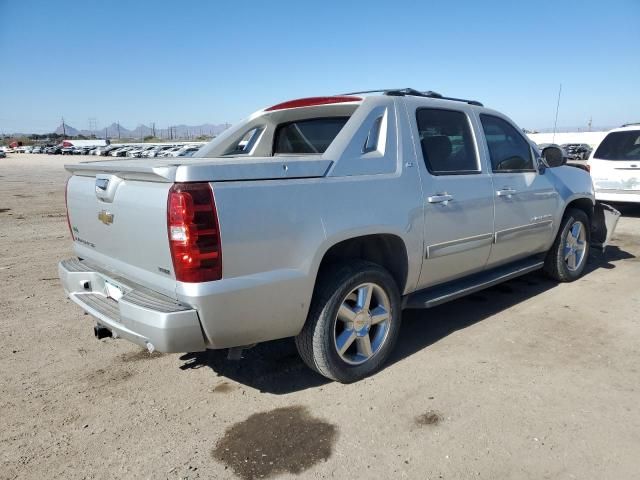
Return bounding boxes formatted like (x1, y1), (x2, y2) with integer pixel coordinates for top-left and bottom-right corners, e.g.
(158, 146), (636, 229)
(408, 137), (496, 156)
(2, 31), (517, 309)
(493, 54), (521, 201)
(427, 194), (454, 204)
(496, 188), (517, 198)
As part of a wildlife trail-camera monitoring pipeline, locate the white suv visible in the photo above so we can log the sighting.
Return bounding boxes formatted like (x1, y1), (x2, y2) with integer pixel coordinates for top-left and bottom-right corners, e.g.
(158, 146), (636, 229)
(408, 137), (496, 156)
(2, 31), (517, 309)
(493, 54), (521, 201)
(589, 124), (640, 203)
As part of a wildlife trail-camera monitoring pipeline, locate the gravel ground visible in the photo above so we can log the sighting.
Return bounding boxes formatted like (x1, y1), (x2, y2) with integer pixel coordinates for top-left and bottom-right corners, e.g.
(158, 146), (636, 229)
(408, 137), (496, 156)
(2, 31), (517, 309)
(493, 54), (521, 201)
(1, 154), (639, 480)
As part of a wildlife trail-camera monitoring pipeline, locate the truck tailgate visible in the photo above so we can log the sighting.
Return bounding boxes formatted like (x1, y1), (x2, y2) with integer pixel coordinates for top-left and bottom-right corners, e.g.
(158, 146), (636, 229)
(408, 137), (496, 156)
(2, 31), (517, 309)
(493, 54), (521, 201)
(66, 174), (177, 298)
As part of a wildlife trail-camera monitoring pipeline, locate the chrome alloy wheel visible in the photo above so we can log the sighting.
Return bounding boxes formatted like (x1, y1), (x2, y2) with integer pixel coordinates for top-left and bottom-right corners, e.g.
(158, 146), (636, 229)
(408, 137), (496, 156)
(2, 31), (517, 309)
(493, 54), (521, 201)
(564, 221), (587, 271)
(333, 282), (392, 365)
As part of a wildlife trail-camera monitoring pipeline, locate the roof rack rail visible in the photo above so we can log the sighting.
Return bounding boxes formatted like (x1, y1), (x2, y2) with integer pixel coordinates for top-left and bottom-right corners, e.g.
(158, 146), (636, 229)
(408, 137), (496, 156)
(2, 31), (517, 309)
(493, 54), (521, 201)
(621, 122), (640, 127)
(339, 88), (483, 107)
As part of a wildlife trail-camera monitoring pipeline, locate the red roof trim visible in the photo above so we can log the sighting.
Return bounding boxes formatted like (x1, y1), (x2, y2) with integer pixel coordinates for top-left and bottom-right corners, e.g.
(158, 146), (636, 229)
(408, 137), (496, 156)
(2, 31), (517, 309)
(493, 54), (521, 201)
(265, 96), (362, 112)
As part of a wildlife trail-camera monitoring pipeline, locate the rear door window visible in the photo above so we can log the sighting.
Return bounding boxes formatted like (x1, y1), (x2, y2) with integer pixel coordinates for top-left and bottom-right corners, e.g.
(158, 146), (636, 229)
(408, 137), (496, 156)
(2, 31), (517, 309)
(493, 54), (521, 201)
(415, 108), (479, 174)
(273, 117), (349, 154)
(594, 131), (640, 160)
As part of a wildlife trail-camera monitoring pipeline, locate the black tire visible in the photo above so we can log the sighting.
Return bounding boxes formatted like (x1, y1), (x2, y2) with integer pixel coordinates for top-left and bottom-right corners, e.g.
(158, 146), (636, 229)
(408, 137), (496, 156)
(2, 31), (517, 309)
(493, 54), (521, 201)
(544, 208), (590, 282)
(295, 260), (402, 383)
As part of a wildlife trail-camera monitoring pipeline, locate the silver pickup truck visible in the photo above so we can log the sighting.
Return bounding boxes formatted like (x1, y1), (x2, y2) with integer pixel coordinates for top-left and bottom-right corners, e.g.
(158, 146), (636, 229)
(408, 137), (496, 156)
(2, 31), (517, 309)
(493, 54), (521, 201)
(59, 89), (618, 383)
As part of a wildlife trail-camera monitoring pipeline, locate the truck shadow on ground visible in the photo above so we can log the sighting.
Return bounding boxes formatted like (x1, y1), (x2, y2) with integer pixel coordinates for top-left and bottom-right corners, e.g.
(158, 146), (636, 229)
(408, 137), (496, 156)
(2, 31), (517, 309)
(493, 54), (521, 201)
(179, 245), (634, 395)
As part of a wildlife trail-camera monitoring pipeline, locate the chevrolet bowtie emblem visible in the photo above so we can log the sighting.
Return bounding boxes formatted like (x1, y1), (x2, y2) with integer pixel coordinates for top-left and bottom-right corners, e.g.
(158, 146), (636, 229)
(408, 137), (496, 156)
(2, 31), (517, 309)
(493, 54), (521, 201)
(98, 210), (114, 225)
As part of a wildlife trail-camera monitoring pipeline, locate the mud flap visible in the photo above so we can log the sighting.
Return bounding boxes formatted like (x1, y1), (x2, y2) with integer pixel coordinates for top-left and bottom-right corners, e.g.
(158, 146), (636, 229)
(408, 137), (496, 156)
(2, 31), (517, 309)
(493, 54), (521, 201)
(591, 202), (621, 251)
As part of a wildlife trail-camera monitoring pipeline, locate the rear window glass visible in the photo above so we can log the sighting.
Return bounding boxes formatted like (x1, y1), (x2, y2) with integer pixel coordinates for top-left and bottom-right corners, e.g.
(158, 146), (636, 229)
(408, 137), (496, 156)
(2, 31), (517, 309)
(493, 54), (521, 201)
(273, 117), (349, 154)
(594, 131), (640, 160)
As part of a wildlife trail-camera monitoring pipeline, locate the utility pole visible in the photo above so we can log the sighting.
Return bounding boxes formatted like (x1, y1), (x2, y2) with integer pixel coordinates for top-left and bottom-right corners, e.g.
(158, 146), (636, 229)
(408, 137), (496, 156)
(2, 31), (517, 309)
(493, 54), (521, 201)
(62, 116), (67, 137)
(552, 83), (562, 144)
(88, 117), (97, 137)
(117, 121), (121, 139)
(588, 117), (592, 132)
(151, 122), (156, 137)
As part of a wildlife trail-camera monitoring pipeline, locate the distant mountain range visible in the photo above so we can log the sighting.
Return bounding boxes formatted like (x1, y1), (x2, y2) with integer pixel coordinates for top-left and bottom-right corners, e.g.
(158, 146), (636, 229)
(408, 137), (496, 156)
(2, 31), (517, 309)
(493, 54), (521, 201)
(49, 122), (231, 139)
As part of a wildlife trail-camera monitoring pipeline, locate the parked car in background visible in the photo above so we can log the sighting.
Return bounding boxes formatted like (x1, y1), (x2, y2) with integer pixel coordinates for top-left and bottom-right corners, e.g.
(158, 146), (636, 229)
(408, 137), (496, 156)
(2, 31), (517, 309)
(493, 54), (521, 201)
(125, 147), (143, 157)
(176, 146), (202, 157)
(59, 89), (619, 383)
(168, 144), (204, 157)
(0, 149), (6, 158)
(48, 146), (62, 155)
(32, 146), (42, 154)
(588, 123), (640, 204)
(562, 143), (592, 160)
(109, 147), (130, 157)
(145, 145), (176, 157)
(129, 145), (156, 158)
(101, 145), (119, 156)
(159, 146), (183, 157)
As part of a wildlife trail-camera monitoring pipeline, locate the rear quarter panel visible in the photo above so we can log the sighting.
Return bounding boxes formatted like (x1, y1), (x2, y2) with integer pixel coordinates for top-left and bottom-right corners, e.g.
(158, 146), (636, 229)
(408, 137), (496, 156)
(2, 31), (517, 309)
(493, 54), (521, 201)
(182, 167), (424, 348)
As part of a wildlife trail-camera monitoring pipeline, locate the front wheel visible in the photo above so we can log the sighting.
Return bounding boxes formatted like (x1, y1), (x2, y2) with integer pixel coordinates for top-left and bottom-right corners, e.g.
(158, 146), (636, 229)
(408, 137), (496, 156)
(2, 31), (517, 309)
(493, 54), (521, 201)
(295, 260), (402, 383)
(544, 208), (590, 281)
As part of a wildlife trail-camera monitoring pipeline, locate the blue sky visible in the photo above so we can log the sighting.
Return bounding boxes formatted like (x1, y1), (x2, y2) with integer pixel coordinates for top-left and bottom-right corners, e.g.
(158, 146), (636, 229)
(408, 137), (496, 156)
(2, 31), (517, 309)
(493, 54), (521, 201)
(1, 0), (638, 133)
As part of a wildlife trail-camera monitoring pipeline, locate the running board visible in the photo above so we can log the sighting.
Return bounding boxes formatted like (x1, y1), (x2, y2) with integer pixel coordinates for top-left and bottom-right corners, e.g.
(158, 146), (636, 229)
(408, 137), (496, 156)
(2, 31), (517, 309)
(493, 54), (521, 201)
(403, 258), (544, 309)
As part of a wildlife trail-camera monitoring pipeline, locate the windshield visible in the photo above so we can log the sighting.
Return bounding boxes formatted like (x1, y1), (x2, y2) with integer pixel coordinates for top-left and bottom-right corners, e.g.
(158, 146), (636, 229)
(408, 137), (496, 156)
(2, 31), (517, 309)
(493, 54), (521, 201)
(594, 130), (640, 160)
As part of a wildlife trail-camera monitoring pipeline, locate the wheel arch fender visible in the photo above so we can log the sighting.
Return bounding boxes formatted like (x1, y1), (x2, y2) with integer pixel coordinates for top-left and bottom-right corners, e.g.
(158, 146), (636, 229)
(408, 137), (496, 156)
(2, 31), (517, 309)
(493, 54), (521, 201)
(309, 229), (411, 301)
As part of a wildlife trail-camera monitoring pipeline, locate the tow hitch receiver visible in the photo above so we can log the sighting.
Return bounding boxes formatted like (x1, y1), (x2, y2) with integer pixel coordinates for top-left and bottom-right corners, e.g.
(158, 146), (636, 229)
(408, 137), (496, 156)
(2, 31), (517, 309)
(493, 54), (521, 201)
(94, 324), (112, 340)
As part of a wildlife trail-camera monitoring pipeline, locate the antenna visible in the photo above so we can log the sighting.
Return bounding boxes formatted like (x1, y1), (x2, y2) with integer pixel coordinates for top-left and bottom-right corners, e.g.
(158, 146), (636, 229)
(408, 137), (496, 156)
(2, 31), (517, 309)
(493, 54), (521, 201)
(552, 83), (562, 143)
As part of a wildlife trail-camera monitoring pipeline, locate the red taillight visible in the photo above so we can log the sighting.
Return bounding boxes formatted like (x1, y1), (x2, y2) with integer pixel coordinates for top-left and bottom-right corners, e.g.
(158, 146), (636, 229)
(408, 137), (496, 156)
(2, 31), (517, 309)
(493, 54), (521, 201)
(167, 183), (222, 282)
(65, 176), (74, 240)
(264, 96), (362, 111)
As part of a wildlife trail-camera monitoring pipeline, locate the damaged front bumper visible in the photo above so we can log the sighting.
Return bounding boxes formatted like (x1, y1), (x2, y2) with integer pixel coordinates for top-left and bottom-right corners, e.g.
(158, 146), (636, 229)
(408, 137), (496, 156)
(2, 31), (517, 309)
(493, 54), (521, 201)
(591, 202), (621, 250)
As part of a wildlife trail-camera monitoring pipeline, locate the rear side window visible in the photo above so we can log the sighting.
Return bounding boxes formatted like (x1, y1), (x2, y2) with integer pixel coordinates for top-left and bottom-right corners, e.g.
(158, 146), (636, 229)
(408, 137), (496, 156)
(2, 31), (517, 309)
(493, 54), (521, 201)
(594, 131), (640, 160)
(273, 117), (349, 154)
(225, 127), (263, 155)
(480, 114), (534, 172)
(416, 108), (479, 174)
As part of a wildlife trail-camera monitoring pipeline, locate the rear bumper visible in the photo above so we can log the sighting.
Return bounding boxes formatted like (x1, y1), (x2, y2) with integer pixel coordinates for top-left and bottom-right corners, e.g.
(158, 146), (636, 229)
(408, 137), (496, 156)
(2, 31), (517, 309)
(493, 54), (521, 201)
(595, 189), (640, 204)
(59, 258), (206, 352)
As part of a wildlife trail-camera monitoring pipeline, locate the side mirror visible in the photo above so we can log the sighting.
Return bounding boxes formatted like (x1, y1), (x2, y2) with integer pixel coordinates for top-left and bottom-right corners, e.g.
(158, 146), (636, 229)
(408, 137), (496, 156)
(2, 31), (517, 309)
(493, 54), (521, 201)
(541, 146), (566, 168)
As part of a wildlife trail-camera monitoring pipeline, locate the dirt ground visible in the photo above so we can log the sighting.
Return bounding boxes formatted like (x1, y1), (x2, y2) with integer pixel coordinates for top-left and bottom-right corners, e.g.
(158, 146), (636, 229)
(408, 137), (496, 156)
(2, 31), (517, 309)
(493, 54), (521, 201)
(1, 154), (639, 480)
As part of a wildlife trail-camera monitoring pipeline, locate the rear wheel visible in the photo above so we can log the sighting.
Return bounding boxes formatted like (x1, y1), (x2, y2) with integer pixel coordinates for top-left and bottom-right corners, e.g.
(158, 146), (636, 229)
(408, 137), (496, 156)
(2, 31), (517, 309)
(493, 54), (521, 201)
(295, 260), (401, 383)
(544, 208), (590, 281)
